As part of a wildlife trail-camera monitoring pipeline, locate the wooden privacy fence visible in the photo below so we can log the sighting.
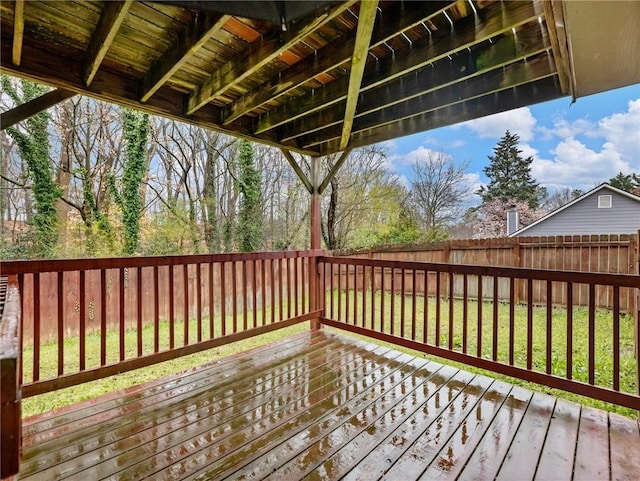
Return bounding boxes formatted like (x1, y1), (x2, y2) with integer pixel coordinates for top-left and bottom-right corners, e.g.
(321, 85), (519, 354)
(318, 256), (640, 411)
(0, 250), (319, 398)
(333, 234), (639, 312)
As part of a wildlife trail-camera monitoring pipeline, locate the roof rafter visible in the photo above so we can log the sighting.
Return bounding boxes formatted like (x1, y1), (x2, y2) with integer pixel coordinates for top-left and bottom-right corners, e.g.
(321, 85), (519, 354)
(186, 1), (353, 115)
(141, 13), (230, 102)
(339, 0), (378, 151)
(223, 1), (452, 125)
(83, 0), (132, 87)
(256, 0), (541, 137)
(281, 22), (551, 143)
(12, 0), (24, 66)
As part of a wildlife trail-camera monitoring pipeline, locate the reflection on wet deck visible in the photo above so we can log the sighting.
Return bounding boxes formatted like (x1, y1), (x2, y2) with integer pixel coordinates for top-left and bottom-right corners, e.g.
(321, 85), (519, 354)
(17, 331), (640, 480)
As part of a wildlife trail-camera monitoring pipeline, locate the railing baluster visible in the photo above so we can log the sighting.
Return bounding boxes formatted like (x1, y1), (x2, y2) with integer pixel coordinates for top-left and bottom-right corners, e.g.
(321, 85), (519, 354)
(261, 258), (267, 325)
(338, 262), (342, 321)
(353, 266), (358, 326)
(278, 258), (284, 322)
(390, 267), (395, 336)
(380, 267), (385, 333)
(221, 262), (227, 335)
(169, 265), (175, 349)
(527, 278), (533, 370)
(253, 260), (258, 328)
(154, 266), (160, 352)
(448, 271), (454, 351)
(101, 269), (107, 364)
(242, 260), (248, 331)
(120, 268), (126, 360)
(613, 285), (620, 391)
(362, 265), (367, 327)
(138, 267), (143, 355)
(232, 261), (238, 333)
(80, 270), (86, 371)
(370, 265), (375, 331)
(462, 273), (468, 353)
(294, 257), (299, 318)
(435, 272), (441, 347)
(209, 262), (214, 338)
(183, 264), (189, 346)
(566, 282), (573, 379)
(57, 272), (64, 375)
(492, 276), (498, 361)
(286, 258), (292, 320)
(196, 263), (202, 342)
(509, 277), (515, 365)
(301, 258), (306, 314)
(477, 274), (483, 358)
(423, 270), (428, 344)
(33, 273), (40, 382)
(330, 262), (334, 319)
(400, 269), (406, 338)
(270, 259), (275, 324)
(588, 283), (596, 385)
(345, 264), (350, 325)
(411, 270), (416, 341)
(546, 280), (552, 374)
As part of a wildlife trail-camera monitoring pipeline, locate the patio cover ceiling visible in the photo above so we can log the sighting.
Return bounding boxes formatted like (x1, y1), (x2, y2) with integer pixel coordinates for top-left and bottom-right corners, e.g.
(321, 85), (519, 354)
(1, 0), (639, 157)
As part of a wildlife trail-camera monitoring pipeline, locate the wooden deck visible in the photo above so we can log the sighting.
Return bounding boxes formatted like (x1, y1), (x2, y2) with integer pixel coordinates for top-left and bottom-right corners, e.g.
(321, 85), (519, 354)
(16, 331), (640, 481)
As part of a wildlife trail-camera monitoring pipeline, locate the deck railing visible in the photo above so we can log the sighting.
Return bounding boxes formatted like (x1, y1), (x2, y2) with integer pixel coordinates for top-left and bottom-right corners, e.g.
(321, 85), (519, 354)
(1, 275), (21, 479)
(318, 256), (640, 411)
(1, 250), (320, 398)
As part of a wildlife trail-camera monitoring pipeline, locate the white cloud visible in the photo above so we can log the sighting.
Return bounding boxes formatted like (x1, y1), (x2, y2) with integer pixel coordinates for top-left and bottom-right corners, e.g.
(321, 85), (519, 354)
(456, 107), (537, 141)
(396, 146), (453, 167)
(597, 98), (640, 166)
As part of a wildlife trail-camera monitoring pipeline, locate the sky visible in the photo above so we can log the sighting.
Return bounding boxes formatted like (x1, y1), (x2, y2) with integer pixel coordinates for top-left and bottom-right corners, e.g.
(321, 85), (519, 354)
(383, 83), (640, 206)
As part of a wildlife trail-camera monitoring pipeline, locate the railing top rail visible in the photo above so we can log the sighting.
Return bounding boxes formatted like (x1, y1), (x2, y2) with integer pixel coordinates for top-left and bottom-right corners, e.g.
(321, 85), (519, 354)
(0, 249), (324, 275)
(320, 255), (640, 288)
(0, 275), (20, 361)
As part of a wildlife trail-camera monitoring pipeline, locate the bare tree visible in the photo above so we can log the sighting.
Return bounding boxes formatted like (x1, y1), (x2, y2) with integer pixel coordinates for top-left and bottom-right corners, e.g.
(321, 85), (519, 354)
(408, 151), (471, 232)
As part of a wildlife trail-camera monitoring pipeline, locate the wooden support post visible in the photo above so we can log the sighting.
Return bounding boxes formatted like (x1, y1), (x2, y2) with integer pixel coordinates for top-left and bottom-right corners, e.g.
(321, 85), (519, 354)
(0, 275), (22, 479)
(634, 230), (639, 403)
(309, 157), (322, 330)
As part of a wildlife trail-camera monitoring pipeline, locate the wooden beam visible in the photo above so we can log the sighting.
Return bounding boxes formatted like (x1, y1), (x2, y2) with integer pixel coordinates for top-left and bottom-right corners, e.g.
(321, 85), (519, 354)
(83, 0), (132, 87)
(1, 88), (76, 130)
(543, 0), (572, 96)
(223, 1), (452, 125)
(12, 0), (24, 66)
(141, 13), (229, 102)
(318, 149), (351, 195)
(281, 23), (550, 143)
(281, 149), (313, 194)
(0, 39), (318, 156)
(186, 2), (352, 115)
(257, 0), (541, 136)
(339, 1), (378, 151)
(302, 53), (558, 149)
(317, 76), (563, 155)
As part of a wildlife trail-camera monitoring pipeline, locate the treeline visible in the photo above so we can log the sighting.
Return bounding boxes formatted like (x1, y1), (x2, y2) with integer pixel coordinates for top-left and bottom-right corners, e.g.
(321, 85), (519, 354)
(1, 78), (425, 259)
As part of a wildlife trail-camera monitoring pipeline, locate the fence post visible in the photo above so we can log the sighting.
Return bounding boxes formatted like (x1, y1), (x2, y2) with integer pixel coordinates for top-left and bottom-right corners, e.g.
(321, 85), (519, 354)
(634, 231), (639, 403)
(1, 275), (22, 478)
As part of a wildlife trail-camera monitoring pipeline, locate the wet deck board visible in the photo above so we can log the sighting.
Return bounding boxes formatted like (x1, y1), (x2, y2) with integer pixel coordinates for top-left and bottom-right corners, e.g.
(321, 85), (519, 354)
(17, 330), (640, 480)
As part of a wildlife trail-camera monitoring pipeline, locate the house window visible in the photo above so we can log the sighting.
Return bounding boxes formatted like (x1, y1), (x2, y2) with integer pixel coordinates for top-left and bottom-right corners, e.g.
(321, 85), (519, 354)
(598, 195), (612, 208)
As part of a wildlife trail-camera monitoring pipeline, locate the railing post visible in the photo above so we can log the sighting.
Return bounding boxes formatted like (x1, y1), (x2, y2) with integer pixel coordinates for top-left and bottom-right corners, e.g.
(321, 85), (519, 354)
(309, 156), (323, 330)
(1, 275), (22, 478)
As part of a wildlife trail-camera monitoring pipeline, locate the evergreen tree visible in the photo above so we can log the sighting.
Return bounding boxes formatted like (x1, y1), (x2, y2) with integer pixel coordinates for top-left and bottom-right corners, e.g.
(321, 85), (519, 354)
(478, 130), (546, 209)
(236, 140), (262, 252)
(609, 172), (640, 194)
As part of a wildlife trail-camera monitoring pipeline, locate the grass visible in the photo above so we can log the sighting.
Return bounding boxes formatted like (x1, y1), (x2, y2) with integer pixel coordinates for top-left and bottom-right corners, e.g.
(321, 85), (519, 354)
(20, 290), (638, 419)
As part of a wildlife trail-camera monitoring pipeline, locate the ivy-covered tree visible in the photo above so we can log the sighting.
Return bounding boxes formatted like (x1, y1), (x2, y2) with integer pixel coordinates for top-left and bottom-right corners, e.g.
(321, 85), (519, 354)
(236, 140), (262, 252)
(1, 77), (61, 257)
(478, 130), (546, 209)
(609, 171), (640, 195)
(114, 108), (150, 256)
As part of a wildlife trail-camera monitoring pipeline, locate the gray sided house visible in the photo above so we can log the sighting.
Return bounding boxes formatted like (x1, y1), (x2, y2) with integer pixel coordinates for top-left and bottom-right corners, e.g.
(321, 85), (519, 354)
(509, 183), (640, 237)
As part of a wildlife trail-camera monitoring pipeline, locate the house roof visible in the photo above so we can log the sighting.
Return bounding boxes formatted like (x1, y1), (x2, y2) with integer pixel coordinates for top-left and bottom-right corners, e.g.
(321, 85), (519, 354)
(1, 1), (639, 156)
(509, 183), (640, 237)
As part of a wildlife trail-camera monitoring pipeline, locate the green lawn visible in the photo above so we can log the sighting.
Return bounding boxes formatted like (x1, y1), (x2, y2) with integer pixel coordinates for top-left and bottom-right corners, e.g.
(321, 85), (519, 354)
(20, 291), (638, 419)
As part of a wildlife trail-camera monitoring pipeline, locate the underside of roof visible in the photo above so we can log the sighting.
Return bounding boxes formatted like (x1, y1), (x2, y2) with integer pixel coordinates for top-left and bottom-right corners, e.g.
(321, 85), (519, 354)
(1, 1), (639, 156)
